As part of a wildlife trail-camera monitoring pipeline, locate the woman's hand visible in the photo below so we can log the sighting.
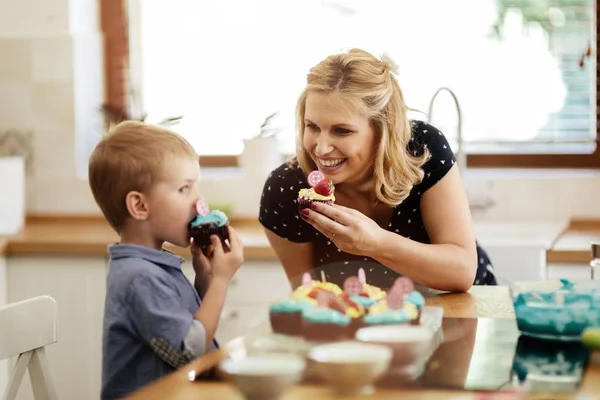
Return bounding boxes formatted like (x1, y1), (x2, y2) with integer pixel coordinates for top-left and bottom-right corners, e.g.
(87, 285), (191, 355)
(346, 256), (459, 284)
(300, 202), (386, 257)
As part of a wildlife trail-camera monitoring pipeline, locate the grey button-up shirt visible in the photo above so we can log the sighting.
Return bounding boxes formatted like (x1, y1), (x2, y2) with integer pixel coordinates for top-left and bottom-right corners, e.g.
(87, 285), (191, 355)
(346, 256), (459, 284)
(101, 243), (218, 400)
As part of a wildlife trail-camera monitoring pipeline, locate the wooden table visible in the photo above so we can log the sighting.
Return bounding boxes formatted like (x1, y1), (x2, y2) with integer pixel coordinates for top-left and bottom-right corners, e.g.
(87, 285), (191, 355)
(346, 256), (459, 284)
(124, 286), (600, 400)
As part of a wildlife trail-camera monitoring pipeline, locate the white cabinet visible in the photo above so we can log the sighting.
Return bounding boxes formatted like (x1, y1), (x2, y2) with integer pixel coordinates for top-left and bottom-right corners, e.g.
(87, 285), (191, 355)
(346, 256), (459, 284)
(6, 256), (107, 400)
(481, 244), (548, 282)
(547, 263), (592, 280)
(0, 255), (7, 396)
(181, 259), (288, 343)
(473, 221), (569, 282)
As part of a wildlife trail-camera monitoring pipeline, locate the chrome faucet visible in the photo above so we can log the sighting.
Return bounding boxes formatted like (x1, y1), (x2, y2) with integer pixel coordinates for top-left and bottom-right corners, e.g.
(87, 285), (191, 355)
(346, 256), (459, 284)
(427, 87), (466, 173)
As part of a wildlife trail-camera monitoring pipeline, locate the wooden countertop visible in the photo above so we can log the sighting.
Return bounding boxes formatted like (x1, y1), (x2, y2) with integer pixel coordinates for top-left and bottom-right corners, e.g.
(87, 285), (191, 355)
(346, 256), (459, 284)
(0, 215), (599, 266)
(123, 285), (600, 400)
(0, 215), (277, 260)
(546, 219), (600, 264)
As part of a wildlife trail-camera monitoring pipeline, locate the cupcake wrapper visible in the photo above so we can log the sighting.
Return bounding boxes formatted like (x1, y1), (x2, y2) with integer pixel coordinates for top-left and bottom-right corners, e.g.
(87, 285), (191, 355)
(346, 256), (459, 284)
(297, 198), (334, 214)
(269, 311), (303, 336)
(189, 223), (229, 247)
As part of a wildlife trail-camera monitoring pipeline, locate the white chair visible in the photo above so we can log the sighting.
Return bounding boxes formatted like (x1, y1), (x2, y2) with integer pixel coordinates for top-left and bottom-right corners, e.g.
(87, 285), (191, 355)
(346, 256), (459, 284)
(0, 296), (58, 400)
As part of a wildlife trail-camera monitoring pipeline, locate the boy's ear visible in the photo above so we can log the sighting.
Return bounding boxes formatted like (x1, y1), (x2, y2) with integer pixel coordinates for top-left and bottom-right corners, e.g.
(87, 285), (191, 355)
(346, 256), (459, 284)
(125, 191), (150, 221)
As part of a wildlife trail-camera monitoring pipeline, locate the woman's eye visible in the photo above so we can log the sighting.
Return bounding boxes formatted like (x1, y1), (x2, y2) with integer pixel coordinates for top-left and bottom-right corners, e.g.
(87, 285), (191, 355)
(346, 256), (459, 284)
(306, 123), (318, 130)
(336, 128), (352, 135)
(179, 185), (189, 193)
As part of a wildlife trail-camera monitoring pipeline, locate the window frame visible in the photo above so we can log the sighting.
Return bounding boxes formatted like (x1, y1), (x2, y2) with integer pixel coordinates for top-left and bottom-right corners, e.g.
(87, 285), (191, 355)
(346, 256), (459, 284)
(100, 0), (600, 169)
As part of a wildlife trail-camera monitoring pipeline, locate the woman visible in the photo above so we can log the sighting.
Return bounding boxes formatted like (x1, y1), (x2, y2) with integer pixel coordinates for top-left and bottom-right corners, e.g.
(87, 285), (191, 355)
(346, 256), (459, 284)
(258, 48), (496, 292)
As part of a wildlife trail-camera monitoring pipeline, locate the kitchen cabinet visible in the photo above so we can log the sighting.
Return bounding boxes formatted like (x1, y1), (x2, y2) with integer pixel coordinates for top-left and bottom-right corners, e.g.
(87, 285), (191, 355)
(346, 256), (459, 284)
(546, 263), (592, 280)
(0, 255), (7, 396)
(473, 221), (568, 283)
(180, 259), (289, 343)
(4, 255), (286, 400)
(6, 256), (106, 400)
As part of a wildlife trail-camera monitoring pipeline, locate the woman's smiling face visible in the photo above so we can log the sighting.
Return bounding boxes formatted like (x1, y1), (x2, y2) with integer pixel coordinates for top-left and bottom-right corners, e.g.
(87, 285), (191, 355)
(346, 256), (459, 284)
(302, 92), (377, 186)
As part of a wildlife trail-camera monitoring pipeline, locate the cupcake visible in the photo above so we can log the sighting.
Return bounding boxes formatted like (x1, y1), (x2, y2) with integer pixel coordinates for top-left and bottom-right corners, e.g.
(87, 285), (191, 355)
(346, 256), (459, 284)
(269, 299), (313, 336)
(298, 171), (335, 213)
(337, 292), (366, 336)
(392, 277), (425, 325)
(302, 290), (352, 341)
(291, 273), (343, 303)
(188, 199), (230, 247)
(365, 283), (419, 326)
(344, 269), (386, 311)
(363, 308), (412, 326)
(302, 308), (351, 342)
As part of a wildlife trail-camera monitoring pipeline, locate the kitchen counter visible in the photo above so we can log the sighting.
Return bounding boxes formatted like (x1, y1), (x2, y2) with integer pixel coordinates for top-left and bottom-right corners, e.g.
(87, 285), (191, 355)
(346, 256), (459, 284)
(0, 215), (596, 266)
(473, 220), (569, 248)
(546, 220), (600, 264)
(0, 215), (277, 260)
(0, 238), (7, 255)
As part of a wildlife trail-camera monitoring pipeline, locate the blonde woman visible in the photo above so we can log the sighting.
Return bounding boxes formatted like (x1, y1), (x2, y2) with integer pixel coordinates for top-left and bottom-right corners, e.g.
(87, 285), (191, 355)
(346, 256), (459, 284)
(259, 48), (496, 292)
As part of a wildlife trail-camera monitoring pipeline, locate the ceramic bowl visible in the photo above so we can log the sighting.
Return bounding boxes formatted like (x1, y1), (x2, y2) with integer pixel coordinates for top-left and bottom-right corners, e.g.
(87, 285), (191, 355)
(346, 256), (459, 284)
(510, 279), (600, 341)
(307, 341), (392, 396)
(218, 353), (306, 400)
(355, 324), (436, 377)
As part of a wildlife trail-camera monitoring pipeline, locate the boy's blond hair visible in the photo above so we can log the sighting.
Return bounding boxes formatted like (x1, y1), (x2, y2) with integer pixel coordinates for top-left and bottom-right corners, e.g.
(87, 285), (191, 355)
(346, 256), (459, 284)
(89, 121), (198, 232)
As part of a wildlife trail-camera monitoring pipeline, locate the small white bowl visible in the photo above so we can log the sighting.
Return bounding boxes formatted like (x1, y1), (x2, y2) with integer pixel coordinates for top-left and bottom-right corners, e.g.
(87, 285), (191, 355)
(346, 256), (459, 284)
(355, 325), (435, 376)
(308, 341), (392, 395)
(218, 353), (306, 400)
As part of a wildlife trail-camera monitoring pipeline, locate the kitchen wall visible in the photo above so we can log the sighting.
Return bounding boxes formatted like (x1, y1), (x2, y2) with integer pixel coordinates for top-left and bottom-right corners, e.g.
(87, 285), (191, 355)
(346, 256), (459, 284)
(1, 1), (599, 224)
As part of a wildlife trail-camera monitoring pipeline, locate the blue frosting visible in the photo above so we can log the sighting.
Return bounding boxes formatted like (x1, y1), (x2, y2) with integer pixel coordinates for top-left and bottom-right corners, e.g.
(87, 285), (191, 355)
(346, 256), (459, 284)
(350, 295), (378, 308)
(190, 210), (229, 228)
(364, 309), (410, 325)
(269, 299), (313, 313)
(405, 291), (425, 307)
(302, 308), (351, 326)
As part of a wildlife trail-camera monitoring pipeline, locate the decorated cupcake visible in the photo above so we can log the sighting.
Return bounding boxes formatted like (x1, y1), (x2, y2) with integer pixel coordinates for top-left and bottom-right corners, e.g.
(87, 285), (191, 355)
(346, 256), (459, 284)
(298, 171), (335, 213)
(188, 199), (230, 247)
(365, 281), (419, 326)
(337, 292), (366, 336)
(344, 268), (387, 310)
(302, 291), (352, 342)
(291, 272), (343, 304)
(269, 298), (313, 336)
(392, 277), (425, 325)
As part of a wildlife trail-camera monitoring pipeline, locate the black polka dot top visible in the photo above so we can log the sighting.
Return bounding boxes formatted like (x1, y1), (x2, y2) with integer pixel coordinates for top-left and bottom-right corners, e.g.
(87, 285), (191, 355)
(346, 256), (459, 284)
(259, 121), (497, 289)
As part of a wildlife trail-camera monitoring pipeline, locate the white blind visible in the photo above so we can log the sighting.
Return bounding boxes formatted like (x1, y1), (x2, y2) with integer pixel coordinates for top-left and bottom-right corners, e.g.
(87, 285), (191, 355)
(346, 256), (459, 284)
(133, 0), (596, 156)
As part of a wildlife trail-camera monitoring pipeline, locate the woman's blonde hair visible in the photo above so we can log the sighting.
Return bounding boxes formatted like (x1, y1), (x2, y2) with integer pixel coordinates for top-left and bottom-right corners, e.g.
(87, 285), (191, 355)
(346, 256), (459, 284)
(294, 48), (430, 206)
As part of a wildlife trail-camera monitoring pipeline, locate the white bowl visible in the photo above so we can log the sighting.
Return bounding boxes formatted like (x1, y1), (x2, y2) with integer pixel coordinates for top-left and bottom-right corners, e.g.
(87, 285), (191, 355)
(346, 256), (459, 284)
(355, 325), (435, 376)
(218, 353), (306, 400)
(308, 341), (392, 395)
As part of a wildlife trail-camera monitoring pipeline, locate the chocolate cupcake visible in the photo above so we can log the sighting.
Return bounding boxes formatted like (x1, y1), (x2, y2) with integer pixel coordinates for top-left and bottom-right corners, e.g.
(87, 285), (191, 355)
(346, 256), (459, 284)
(298, 171), (335, 214)
(301, 308), (351, 342)
(269, 299), (313, 336)
(188, 200), (230, 247)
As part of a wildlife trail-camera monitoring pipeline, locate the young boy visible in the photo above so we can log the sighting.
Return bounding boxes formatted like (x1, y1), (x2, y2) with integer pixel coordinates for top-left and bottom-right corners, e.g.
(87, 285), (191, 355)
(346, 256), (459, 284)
(88, 121), (244, 400)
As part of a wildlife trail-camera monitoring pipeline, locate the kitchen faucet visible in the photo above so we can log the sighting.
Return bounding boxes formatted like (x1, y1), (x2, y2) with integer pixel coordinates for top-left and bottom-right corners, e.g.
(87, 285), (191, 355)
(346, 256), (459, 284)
(427, 87), (466, 173)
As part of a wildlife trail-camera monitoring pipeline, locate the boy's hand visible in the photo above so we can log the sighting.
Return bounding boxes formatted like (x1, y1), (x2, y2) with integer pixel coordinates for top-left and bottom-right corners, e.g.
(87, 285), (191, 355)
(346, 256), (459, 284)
(191, 241), (214, 298)
(193, 226), (243, 288)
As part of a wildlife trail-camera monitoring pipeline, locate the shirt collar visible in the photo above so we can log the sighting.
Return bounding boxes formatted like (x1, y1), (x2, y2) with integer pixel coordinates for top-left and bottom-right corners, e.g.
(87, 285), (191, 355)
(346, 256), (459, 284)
(108, 243), (185, 269)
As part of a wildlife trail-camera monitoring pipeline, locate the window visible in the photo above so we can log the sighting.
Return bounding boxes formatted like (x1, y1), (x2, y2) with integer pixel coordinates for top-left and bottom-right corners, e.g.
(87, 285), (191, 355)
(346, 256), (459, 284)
(127, 0), (597, 167)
